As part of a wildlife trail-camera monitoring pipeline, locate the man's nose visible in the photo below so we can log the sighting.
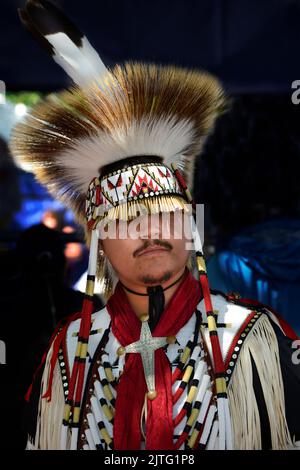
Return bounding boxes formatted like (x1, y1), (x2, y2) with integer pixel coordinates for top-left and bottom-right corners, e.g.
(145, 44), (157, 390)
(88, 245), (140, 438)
(139, 214), (162, 239)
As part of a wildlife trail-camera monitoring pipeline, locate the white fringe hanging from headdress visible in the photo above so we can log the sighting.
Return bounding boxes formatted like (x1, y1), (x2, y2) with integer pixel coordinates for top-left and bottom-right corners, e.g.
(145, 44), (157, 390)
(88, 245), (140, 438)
(227, 313), (293, 450)
(97, 194), (189, 223)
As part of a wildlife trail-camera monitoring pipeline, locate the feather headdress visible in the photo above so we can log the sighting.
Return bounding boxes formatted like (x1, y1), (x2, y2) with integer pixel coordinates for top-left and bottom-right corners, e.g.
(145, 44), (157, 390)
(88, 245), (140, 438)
(10, 0), (226, 226)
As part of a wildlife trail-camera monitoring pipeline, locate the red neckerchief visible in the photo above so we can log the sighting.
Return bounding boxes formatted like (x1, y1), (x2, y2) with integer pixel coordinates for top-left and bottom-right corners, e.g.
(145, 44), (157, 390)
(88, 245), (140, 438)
(106, 269), (202, 450)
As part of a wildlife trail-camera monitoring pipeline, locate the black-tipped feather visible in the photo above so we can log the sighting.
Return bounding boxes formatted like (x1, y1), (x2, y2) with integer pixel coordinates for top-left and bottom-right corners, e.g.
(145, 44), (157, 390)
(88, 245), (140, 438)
(18, 8), (55, 56)
(18, 0), (108, 86)
(24, 0), (83, 47)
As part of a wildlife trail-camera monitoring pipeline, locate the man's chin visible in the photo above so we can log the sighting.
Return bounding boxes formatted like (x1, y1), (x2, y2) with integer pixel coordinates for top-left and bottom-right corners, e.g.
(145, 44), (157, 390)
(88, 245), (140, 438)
(138, 269), (173, 286)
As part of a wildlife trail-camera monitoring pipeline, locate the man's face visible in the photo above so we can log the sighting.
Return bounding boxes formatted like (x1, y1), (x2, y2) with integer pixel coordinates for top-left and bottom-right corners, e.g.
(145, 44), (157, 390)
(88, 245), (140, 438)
(101, 211), (191, 286)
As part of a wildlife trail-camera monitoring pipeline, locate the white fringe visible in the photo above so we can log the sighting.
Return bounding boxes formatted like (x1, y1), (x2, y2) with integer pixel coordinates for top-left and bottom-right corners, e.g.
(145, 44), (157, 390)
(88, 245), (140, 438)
(32, 343), (66, 450)
(25, 436), (37, 450)
(227, 314), (293, 450)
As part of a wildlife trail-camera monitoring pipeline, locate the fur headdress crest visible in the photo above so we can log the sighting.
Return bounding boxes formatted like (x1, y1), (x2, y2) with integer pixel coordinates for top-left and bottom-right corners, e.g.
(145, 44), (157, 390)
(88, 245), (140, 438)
(11, 0), (226, 226)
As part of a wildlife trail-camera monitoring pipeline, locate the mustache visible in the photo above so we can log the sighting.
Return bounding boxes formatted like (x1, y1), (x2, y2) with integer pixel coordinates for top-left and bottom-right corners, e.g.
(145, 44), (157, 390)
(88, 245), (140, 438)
(133, 239), (173, 257)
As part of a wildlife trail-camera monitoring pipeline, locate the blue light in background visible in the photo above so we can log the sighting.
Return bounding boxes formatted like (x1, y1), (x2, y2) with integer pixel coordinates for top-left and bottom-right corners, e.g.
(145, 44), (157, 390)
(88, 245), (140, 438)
(11, 170), (75, 230)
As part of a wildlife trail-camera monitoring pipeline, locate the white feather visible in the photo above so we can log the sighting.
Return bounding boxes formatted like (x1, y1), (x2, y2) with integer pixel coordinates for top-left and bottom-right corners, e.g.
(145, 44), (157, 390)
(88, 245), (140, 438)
(46, 33), (108, 87)
(56, 115), (195, 194)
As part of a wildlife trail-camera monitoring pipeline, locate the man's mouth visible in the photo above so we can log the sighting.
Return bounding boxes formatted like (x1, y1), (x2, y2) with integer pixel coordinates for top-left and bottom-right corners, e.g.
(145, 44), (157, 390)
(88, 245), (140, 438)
(137, 246), (170, 257)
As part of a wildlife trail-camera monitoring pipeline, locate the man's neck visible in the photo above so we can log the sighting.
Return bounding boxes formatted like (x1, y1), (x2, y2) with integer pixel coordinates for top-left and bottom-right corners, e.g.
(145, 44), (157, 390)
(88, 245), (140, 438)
(120, 267), (187, 319)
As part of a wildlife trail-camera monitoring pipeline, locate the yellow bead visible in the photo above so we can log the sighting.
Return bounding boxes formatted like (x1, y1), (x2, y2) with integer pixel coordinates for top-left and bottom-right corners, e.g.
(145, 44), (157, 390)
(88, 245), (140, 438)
(140, 314), (149, 322)
(147, 390), (157, 400)
(117, 346), (125, 356)
(166, 335), (176, 344)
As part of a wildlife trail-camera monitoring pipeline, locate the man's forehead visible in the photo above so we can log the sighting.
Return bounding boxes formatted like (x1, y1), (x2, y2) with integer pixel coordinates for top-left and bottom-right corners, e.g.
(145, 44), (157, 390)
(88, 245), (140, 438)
(114, 211), (188, 228)
(98, 210), (192, 241)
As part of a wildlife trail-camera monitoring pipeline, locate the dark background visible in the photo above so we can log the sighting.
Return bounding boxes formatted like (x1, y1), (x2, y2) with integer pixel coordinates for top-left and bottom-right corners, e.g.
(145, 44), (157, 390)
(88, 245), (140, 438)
(1, 0), (300, 92)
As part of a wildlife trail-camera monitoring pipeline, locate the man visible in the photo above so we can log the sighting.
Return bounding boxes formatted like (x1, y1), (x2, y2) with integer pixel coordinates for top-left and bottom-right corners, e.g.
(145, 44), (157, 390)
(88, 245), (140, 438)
(10, 0), (300, 450)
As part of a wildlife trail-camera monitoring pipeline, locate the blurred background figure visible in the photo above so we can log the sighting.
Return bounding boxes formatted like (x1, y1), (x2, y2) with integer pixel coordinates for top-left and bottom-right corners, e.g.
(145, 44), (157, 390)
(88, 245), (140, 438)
(0, 222), (103, 448)
(17, 224), (102, 330)
(195, 95), (300, 335)
(15, 224), (103, 386)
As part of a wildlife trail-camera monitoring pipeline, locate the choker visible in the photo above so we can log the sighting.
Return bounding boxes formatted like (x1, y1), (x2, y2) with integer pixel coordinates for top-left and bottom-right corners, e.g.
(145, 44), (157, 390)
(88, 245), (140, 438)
(120, 270), (186, 331)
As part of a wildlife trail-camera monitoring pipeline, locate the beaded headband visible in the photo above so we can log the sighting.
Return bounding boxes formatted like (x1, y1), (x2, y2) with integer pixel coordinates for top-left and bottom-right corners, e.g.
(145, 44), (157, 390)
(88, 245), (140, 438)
(85, 162), (186, 228)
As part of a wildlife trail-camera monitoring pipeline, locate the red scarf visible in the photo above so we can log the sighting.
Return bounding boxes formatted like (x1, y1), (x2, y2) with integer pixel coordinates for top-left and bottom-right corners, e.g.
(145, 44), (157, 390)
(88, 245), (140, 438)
(106, 269), (201, 450)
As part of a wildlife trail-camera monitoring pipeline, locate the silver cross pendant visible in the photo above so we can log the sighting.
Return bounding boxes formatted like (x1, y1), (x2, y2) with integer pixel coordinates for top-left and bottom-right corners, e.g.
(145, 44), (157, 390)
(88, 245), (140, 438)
(118, 315), (171, 400)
